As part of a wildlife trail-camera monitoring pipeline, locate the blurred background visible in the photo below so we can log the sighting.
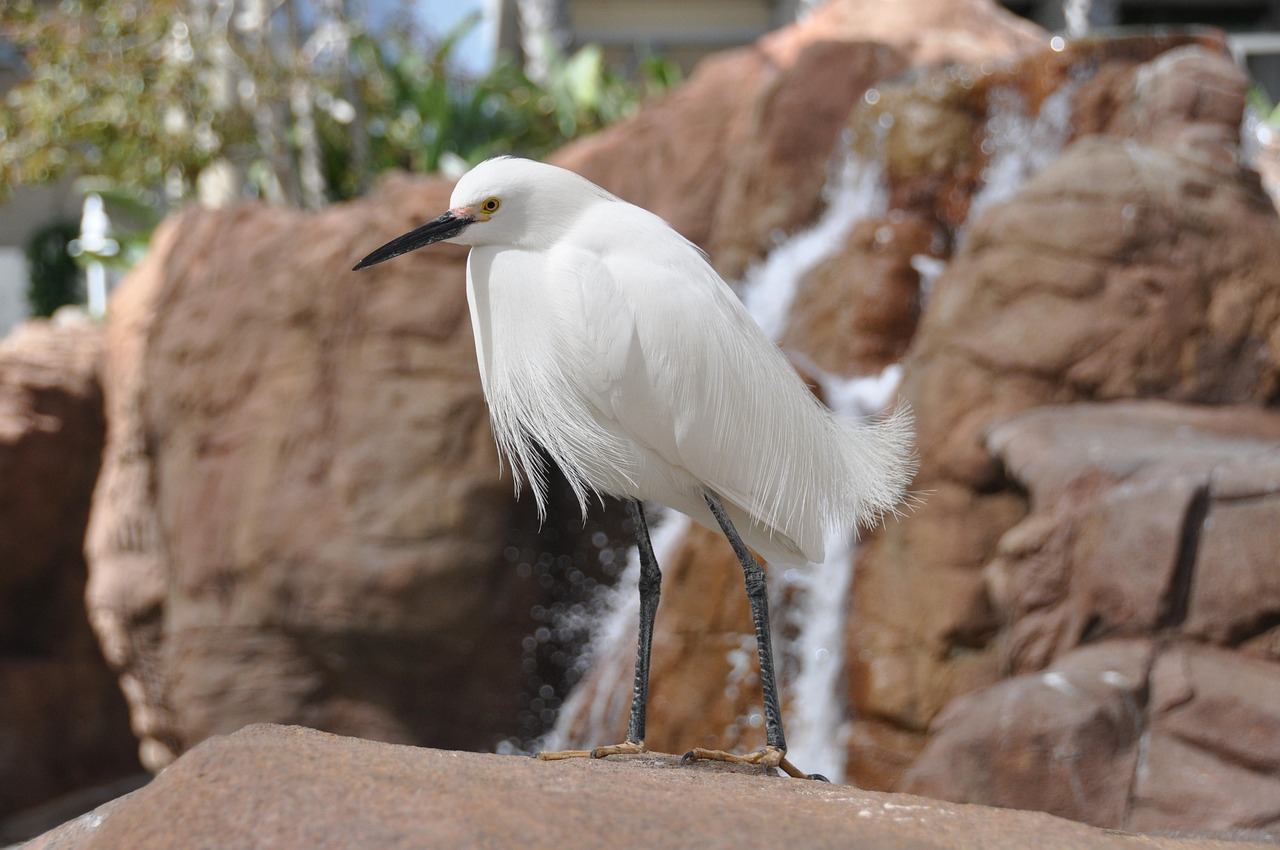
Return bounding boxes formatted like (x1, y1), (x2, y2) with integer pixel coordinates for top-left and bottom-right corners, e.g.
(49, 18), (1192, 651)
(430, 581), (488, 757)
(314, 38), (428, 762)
(4, 0), (1280, 326)
(4, 0), (1280, 845)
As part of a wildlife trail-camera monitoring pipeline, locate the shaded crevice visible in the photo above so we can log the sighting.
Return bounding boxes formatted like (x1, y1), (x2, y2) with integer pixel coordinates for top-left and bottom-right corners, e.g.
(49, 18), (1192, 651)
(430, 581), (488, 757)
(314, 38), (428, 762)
(1155, 483), (1210, 630)
(1120, 643), (1157, 832)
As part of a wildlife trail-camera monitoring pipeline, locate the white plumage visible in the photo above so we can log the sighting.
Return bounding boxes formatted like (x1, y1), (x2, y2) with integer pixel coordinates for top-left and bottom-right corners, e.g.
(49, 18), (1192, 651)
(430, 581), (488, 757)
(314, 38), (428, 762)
(450, 157), (913, 565)
(355, 155), (917, 778)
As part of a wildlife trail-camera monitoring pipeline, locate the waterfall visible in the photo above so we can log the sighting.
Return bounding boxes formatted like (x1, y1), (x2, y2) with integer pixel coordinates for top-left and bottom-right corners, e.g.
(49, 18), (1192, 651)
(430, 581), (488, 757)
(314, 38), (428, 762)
(741, 148), (888, 340)
(732, 149), (896, 784)
(966, 80), (1077, 226)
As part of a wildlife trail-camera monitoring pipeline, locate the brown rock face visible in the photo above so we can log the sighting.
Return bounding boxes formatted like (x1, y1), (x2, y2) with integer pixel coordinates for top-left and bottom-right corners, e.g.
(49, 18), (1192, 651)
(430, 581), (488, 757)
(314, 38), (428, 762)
(84, 178), (597, 770)
(902, 402), (1280, 832)
(848, 40), (1280, 792)
(552, 0), (1042, 279)
(785, 216), (934, 376)
(25, 724), (1278, 850)
(0, 318), (140, 816)
(902, 640), (1151, 828)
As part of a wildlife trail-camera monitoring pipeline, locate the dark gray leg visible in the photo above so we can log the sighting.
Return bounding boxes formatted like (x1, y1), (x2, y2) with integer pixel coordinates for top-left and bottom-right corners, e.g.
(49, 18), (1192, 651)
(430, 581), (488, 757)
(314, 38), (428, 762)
(537, 499), (659, 762)
(702, 492), (786, 752)
(625, 498), (661, 745)
(681, 492), (824, 779)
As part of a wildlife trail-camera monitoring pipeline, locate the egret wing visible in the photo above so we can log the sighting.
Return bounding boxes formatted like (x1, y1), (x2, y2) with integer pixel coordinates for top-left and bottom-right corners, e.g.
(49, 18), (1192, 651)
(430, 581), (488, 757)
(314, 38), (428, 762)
(560, 231), (826, 561)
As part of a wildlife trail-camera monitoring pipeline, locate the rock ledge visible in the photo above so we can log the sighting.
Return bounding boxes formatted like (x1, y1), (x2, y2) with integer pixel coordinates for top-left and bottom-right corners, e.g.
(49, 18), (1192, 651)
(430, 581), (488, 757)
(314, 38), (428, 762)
(23, 724), (1276, 850)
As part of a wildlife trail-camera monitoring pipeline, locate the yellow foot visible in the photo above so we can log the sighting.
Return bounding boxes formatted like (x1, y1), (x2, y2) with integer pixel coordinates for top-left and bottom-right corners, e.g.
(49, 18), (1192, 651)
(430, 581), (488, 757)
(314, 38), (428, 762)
(680, 745), (829, 781)
(537, 740), (647, 761)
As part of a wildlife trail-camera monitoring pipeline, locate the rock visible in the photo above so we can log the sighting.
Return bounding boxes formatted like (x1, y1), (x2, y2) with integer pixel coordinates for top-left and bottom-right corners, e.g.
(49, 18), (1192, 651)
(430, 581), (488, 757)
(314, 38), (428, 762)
(83, 179), (620, 771)
(900, 640), (1151, 829)
(984, 401), (1280, 672)
(784, 216), (933, 376)
(899, 403), (1280, 833)
(901, 639), (1280, 835)
(848, 39), (1280, 783)
(553, 0), (1043, 279)
(1132, 644), (1280, 833)
(23, 724), (1277, 850)
(0, 317), (140, 817)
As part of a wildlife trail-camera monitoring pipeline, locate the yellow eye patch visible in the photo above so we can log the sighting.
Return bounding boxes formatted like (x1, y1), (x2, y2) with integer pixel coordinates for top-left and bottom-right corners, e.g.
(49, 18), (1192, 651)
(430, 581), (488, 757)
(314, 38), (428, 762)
(481, 197), (500, 214)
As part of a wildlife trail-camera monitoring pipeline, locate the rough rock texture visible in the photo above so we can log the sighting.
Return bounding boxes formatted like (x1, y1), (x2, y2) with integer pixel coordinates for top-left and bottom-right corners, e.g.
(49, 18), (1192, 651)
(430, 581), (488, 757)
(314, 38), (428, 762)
(903, 640), (1151, 828)
(0, 316), (140, 817)
(784, 216), (932, 376)
(25, 724), (1277, 850)
(83, 179), (618, 771)
(847, 40), (1280, 793)
(899, 402), (1280, 834)
(552, 0), (1042, 279)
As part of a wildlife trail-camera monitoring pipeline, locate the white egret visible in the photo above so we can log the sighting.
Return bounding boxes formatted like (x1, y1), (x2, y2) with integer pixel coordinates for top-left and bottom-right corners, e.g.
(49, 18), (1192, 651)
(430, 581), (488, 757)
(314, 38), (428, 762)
(354, 157), (915, 780)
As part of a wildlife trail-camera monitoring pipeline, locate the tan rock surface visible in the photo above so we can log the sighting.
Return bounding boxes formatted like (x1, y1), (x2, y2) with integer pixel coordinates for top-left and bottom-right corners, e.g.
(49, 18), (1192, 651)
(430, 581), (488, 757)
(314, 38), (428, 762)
(848, 41), (1280, 778)
(0, 317), (140, 817)
(553, 0), (1042, 279)
(25, 724), (1276, 850)
(84, 178), (556, 770)
(900, 402), (1280, 833)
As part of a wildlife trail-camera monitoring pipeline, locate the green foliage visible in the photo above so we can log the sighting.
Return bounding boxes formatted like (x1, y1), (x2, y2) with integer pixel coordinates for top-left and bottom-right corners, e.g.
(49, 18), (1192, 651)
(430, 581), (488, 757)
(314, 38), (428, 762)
(1247, 85), (1280, 128)
(2, 2), (681, 208)
(1, 0), (218, 197)
(25, 222), (83, 317)
(317, 16), (681, 201)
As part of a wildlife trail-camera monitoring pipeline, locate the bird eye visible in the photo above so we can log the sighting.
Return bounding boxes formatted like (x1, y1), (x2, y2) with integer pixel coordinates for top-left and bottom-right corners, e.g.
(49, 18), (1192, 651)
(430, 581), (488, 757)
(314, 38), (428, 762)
(481, 197), (500, 214)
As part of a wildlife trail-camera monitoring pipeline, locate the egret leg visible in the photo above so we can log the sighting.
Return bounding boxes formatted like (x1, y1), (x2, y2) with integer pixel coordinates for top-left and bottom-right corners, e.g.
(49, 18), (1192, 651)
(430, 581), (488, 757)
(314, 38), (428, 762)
(680, 492), (827, 782)
(538, 498), (660, 762)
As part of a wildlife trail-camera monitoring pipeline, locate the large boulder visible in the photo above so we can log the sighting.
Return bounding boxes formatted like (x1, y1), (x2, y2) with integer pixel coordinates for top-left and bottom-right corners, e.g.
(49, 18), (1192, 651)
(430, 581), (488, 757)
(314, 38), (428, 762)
(900, 402), (1280, 833)
(23, 724), (1279, 850)
(0, 316), (139, 817)
(846, 40), (1280, 792)
(83, 178), (605, 770)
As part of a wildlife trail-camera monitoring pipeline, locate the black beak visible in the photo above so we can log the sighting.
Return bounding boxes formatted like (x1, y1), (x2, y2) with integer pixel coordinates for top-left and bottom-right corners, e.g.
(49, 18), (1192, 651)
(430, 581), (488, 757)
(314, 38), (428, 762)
(352, 211), (474, 271)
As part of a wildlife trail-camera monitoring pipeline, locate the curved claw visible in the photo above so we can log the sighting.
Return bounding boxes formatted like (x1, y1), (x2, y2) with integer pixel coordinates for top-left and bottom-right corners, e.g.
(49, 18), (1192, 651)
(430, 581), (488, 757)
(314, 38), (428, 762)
(808, 773), (831, 782)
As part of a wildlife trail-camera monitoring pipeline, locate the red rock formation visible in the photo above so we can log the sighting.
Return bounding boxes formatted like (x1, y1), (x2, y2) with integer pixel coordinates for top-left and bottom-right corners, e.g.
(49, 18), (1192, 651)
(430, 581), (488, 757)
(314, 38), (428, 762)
(0, 317), (140, 816)
(901, 402), (1280, 832)
(25, 724), (1279, 850)
(846, 40), (1280, 795)
(84, 179), (558, 770)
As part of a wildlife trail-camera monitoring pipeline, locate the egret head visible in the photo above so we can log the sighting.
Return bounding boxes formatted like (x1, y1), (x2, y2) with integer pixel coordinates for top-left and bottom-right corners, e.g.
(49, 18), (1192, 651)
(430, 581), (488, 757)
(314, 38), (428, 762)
(353, 157), (606, 270)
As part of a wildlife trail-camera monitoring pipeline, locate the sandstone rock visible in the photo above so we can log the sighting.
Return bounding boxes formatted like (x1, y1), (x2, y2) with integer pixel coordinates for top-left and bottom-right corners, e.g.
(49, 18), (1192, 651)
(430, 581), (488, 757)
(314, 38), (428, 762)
(904, 639), (1280, 835)
(83, 178), (616, 770)
(0, 317), (140, 817)
(553, 0), (1042, 279)
(849, 42), (1280, 775)
(900, 640), (1150, 829)
(984, 402), (1280, 672)
(24, 724), (1276, 850)
(900, 403), (1280, 833)
(1135, 644), (1280, 834)
(784, 216), (933, 376)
